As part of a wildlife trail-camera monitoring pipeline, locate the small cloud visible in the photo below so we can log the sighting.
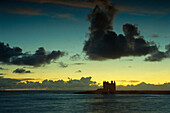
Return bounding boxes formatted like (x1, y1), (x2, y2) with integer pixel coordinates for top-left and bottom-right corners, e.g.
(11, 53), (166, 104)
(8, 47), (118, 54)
(0, 67), (8, 70)
(70, 54), (81, 61)
(152, 34), (159, 38)
(72, 63), (85, 65)
(118, 80), (140, 83)
(129, 80), (140, 83)
(75, 70), (82, 73)
(53, 13), (77, 21)
(8, 8), (44, 15)
(13, 68), (32, 74)
(128, 66), (132, 68)
(59, 62), (68, 68)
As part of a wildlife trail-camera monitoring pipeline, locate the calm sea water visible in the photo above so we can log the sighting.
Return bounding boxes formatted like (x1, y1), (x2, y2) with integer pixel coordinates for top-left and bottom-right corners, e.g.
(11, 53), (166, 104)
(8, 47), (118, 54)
(0, 90), (170, 113)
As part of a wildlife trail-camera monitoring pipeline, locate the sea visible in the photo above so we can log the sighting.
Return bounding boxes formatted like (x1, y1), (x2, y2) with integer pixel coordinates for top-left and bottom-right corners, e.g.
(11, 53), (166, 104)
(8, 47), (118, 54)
(0, 90), (170, 113)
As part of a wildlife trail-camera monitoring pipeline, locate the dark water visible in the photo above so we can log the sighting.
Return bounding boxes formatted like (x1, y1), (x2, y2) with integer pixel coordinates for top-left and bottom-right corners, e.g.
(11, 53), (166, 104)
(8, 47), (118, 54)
(0, 90), (170, 113)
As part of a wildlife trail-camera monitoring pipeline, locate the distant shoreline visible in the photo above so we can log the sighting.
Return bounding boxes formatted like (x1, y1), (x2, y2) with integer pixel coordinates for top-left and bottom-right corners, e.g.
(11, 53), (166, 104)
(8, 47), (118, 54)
(75, 90), (170, 94)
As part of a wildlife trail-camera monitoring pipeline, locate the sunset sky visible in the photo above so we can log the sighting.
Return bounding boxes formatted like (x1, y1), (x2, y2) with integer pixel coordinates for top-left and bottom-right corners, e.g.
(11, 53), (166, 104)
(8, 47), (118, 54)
(0, 0), (170, 89)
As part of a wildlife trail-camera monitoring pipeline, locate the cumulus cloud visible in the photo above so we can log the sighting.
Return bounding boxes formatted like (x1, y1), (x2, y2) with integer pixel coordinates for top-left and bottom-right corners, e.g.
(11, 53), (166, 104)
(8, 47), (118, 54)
(59, 62), (68, 68)
(0, 76), (99, 90)
(13, 68), (31, 74)
(70, 54), (81, 61)
(0, 42), (65, 66)
(83, 2), (157, 60)
(145, 44), (170, 62)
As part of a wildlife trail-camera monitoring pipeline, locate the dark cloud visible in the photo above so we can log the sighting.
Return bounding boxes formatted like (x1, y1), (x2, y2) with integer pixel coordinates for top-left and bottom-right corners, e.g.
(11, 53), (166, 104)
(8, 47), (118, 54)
(59, 62), (68, 68)
(0, 76), (99, 90)
(70, 54), (81, 61)
(0, 42), (65, 67)
(83, 3), (157, 60)
(13, 68), (31, 74)
(0, 42), (22, 63)
(145, 44), (170, 62)
(152, 34), (159, 38)
(75, 70), (82, 73)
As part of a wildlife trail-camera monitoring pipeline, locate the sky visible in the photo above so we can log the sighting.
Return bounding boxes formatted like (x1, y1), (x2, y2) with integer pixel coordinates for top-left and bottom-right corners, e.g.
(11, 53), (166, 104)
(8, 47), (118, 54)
(0, 0), (170, 90)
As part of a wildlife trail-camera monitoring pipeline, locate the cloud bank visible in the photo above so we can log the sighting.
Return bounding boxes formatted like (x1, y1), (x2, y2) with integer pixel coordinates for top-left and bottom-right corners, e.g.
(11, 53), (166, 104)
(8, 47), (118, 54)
(0, 42), (65, 67)
(1, 76), (170, 90)
(117, 82), (170, 90)
(0, 76), (99, 90)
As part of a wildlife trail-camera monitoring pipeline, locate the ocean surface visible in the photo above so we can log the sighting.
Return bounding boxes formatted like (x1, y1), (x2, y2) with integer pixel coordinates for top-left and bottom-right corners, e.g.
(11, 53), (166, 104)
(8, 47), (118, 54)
(0, 90), (170, 113)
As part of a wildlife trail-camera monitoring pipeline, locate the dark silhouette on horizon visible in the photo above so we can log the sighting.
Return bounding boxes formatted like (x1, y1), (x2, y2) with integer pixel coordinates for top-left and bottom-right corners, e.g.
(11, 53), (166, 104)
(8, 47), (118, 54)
(76, 80), (170, 94)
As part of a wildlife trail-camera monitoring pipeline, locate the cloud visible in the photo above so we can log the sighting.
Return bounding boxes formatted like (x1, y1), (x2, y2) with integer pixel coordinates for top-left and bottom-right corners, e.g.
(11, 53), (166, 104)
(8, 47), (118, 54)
(11, 47), (65, 67)
(118, 80), (140, 83)
(75, 70), (82, 73)
(0, 76), (99, 90)
(8, 8), (43, 15)
(13, 68), (31, 74)
(21, 0), (170, 15)
(117, 82), (170, 90)
(0, 67), (8, 70)
(70, 54), (81, 61)
(152, 34), (160, 38)
(145, 44), (170, 62)
(59, 62), (68, 68)
(54, 13), (77, 20)
(83, 3), (158, 60)
(120, 59), (133, 61)
(0, 42), (65, 67)
(0, 76), (21, 89)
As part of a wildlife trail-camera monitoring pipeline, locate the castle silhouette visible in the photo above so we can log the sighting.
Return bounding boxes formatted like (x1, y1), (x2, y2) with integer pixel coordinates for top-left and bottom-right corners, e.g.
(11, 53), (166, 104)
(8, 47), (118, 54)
(103, 81), (116, 92)
(76, 80), (170, 94)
